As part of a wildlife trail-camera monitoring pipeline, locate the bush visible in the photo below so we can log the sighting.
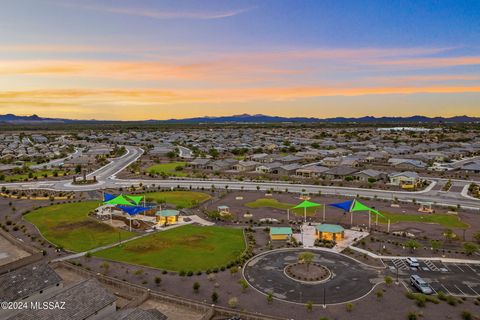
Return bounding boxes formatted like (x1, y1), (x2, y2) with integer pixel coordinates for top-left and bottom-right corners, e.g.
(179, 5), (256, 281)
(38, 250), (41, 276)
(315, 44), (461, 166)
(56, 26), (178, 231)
(407, 311), (418, 320)
(211, 291), (219, 303)
(461, 311), (472, 320)
(193, 282), (200, 293)
(179, 270), (186, 276)
(346, 303), (353, 312)
(228, 296), (239, 308)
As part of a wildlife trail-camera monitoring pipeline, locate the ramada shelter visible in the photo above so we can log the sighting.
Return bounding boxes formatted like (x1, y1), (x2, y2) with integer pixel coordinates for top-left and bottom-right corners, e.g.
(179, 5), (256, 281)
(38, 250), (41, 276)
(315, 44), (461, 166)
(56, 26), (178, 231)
(269, 227), (293, 241)
(156, 209), (180, 225)
(315, 224), (345, 241)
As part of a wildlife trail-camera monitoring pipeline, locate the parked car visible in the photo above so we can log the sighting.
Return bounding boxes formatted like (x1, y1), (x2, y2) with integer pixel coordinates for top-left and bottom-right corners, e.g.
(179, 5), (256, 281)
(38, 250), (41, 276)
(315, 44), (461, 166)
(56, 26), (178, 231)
(410, 275), (433, 295)
(406, 257), (420, 268)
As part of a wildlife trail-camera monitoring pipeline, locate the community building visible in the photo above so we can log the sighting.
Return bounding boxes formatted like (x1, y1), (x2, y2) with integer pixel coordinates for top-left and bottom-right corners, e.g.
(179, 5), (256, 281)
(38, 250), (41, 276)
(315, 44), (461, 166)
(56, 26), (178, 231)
(156, 209), (180, 225)
(269, 227), (293, 241)
(315, 224), (345, 241)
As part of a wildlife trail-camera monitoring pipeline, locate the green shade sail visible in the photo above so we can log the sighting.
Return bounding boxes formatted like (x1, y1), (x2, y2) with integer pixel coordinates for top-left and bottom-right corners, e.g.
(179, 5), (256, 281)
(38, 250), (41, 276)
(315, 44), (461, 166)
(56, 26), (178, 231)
(351, 200), (385, 218)
(292, 200), (322, 209)
(104, 194), (134, 206)
(127, 195), (144, 205)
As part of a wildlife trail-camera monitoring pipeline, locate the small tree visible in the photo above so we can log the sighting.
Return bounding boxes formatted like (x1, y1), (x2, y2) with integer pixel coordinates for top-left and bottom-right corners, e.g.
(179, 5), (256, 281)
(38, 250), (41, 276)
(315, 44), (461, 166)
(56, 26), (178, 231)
(473, 230), (480, 244)
(346, 303), (353, 312)
(384, 276), (393, 286)
(267, 292), (273, 304)
(154, 276), (161, 286)
(305, 301), (313, 312)
(430, 240), (441, 252)
(193, 282), (200, 293)
(238, 279), (249, 292)
(405, 239), (420, 253)
(230, 266), (239, 276)
(463, 242), (479, 256)
(211, 291), (218, 303)
(228, 297), (239, 308)
(298, 252), (314, 272)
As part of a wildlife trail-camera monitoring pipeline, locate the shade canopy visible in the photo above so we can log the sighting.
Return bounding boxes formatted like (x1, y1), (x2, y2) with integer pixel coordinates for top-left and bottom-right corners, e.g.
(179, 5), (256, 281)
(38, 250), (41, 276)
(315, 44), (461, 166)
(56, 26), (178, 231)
(328, 200), (354, 212)
(292, 200), (322, 209)
(127, 195), (144, 205)
(103, 193), (116, 202)
(118, 205), (151, 215)
(104, 194), (134, 206)
(351, 200), (385, 218)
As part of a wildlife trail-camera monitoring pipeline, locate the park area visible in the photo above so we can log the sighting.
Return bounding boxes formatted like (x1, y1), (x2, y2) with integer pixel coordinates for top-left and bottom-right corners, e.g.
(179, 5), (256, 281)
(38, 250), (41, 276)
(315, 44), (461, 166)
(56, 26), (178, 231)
(145, 191), (210, 208)
(245, 198), (319, 216)
(93, 224), (245, 272)
(146, 162), (187, 177)
(24, 201), (136, 252)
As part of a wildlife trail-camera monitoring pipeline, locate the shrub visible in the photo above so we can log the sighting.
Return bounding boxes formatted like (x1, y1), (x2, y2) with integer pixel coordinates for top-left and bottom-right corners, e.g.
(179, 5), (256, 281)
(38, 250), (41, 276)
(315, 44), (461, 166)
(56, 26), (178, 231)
(211, 291), (218, 303)
(193, 282), (200, 293)
(346, 303), (353, 312)
(461, 311), (472, 320)
(407, 311), (418, 320)
(228, 297), (239, 308)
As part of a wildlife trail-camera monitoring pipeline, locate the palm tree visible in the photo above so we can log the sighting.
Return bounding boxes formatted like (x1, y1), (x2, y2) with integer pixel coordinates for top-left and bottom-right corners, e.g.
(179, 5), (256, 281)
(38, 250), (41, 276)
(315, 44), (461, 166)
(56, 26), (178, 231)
(298, 252), (314, 272)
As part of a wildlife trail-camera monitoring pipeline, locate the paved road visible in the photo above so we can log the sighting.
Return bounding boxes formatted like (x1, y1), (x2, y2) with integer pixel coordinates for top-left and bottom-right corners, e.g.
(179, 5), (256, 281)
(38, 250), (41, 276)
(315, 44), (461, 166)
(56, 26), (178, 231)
(0, 145), (479, 209)
(30, 148), (82, 169)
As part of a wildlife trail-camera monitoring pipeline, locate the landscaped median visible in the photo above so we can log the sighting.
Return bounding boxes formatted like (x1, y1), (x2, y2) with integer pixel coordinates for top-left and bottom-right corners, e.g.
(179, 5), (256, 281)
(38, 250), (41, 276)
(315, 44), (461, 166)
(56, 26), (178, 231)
(23, 201), (136, 252)
(93, 224), (246, 272)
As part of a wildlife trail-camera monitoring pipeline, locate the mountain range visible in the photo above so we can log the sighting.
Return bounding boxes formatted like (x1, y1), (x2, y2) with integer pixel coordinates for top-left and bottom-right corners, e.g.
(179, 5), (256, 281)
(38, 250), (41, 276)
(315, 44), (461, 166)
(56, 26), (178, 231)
(1, 113), (479, 124)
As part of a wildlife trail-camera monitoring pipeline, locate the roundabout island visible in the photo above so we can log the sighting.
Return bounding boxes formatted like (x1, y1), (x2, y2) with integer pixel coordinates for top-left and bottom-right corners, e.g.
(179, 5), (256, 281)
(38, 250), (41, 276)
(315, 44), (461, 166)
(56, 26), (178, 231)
(244, 248), (382, 305)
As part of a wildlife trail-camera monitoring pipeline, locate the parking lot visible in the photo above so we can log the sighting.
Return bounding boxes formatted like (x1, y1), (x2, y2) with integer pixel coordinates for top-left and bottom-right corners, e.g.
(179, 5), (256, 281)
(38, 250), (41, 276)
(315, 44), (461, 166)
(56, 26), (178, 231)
(383, 258), (480, 297)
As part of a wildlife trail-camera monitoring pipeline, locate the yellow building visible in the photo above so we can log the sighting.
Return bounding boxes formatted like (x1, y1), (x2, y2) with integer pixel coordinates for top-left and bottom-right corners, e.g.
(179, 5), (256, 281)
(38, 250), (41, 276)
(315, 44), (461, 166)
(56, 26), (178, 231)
(156, 209), (180, 225)
(270, 227), (293, 241)
(315, 224), (344, 241)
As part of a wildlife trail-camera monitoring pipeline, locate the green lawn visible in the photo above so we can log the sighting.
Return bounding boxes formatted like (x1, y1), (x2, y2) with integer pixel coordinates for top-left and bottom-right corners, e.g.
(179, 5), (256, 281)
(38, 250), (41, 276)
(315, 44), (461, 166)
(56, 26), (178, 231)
(244, 198), (319, 216)
(24, 202), (136, 252)
(145, 191), (211, 208)
(146, 162), (187, 177)
(377, 211), (468, 228)
(94, 225), (245, 271)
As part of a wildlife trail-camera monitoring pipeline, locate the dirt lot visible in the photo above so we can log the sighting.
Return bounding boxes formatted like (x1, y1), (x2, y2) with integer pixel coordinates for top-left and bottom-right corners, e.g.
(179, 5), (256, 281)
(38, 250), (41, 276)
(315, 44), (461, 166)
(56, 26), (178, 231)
(0, 234), (30, 266)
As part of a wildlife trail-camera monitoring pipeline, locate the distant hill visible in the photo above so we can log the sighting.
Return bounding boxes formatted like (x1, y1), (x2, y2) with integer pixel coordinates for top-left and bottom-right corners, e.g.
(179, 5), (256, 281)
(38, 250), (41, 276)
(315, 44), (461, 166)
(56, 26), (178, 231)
(1, 113), (480, 124)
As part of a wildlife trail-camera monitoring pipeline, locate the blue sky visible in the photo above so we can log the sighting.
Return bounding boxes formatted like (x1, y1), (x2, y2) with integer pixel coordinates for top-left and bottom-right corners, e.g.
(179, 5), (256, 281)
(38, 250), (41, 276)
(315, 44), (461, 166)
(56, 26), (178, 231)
(0, 0), (479, 119)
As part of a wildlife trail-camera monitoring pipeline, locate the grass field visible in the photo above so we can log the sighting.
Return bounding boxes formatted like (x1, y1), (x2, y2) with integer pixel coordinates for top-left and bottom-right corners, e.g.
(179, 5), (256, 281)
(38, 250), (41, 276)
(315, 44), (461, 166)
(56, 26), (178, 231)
(146, 162), (187, 177)
(378, 211), (468, 228)
(145, 191), (210, 208)
(24, 202), (136, 252)
(244, 198), (319, 216)
(94, 225), (245, 271)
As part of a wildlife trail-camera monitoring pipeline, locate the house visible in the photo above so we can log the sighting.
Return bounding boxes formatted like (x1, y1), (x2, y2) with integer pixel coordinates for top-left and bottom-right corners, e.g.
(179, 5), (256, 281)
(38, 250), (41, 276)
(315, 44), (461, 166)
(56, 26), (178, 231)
(388, 158), (427, 170)
(296, 165), (329, 178)
(389, 171), (421, 187)
(278, 155), (303, 164)
(354, 169), (388, 182)
(460, 161), (480, 173)
(249, 153), (277, 163)
(255, 162), (282, 174)
(205, 159), (238, 171)
(324, 166), (358, 180)
(322, 157), (342, 167)
(277, 163), (302, 176)
(0, 263), (63, 305)
(270, 227), (293, 241)
(156, 209), (180, 225)
(315, 224), (344, 241)
(187, 158), (210, 169)
(232, 160), (258, 172)
(10, 279), (117, 320)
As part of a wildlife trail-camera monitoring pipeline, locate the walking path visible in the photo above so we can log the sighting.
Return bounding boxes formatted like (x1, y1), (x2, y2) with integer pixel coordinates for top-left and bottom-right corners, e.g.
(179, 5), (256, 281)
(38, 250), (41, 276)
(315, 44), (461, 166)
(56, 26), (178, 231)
(350, 245), (480, 264)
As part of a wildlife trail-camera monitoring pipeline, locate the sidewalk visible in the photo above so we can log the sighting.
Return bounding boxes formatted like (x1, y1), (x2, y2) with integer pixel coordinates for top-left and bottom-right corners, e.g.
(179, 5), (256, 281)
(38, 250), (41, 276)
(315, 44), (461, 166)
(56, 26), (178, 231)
(350, 245), (480, 264)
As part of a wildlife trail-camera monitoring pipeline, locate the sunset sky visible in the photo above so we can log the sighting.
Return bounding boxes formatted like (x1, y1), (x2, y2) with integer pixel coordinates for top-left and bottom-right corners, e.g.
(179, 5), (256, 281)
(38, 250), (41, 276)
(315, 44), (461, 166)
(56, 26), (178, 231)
(0, 0), (479, 120)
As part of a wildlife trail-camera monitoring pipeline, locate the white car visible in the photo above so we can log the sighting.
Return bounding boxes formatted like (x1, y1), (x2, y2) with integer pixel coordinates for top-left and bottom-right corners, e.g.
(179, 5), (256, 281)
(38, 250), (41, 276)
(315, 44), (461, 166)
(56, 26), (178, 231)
(406, 257), (420, 268)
